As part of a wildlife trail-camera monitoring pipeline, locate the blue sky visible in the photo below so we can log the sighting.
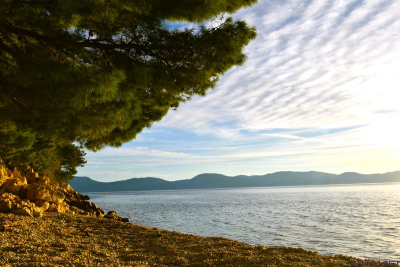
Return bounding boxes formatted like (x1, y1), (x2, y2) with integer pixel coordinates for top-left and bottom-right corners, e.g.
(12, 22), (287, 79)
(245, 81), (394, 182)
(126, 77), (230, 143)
(77, 0), (400, 182)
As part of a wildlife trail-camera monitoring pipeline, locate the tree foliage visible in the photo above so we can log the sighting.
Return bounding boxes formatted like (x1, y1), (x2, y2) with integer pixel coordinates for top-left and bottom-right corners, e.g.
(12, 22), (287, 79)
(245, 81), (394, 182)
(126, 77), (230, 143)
(0, 121), (86, 182)
(0, 0), (257, 182)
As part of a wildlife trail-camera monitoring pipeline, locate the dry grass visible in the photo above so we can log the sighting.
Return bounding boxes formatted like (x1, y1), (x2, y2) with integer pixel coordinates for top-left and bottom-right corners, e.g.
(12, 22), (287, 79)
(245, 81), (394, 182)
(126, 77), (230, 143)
(0, 212), (365, 266)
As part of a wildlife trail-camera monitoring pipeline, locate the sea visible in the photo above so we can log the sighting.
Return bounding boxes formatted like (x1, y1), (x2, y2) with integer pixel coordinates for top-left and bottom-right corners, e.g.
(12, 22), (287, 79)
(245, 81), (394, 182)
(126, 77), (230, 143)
(86, 183), (400, 260)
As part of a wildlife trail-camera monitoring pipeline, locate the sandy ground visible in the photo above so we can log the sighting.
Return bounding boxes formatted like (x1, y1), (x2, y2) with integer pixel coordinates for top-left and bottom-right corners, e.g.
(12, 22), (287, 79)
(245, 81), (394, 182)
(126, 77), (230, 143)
(0, 212), (366, 266)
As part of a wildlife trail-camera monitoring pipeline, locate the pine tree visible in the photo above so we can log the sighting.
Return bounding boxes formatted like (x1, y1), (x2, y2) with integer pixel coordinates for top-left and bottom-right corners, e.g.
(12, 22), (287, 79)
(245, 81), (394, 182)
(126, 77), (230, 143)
(0, 0), (257, 182)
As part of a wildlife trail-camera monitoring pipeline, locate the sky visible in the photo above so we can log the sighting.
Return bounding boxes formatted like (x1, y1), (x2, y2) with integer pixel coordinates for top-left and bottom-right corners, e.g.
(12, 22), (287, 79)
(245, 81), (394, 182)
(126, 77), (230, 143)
(76, 0), (400, 182)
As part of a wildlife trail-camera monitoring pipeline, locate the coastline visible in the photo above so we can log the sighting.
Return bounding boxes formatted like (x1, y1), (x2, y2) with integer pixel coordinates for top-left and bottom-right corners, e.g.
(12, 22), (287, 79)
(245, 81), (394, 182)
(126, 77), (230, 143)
(77, 181), (400, 194)
(0, 212), (363, 267)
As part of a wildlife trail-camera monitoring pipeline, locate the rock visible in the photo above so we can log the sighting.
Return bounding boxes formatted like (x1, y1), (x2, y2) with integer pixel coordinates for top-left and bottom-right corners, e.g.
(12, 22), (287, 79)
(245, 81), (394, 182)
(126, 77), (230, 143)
(0, 198), (12, 211)
(57, 202), (70, 213)
(11, 207), (33, 217)
(0, 166), (9, 186)
(19, 199), (35, 209)
(0, 163), (113, 220)
(25, 169), (39, 184)
(1, 178), (27, 195)
(12, 168), (27, 184)
(47, 202), (70, 213)
(33, 207), (43, 217)
(47, 203), (58, 212)
(25, 183), (65, 203)
(104, 211), (130, 222)
(61, 185), (90, 203)
(35, 176), (52, 186)
(69, 200), (105, 217)
(0, 193), (21, 212)
(35, 200), (50, 211)
(5, 167), (12, 177)
(104, 210), (117, 219)
(69, 206), (85, 215)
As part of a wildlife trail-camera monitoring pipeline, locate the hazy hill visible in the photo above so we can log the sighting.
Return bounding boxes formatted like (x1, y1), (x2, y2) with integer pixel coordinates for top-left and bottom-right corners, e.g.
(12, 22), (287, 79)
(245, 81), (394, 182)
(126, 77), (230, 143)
(70, 171), (400, 193)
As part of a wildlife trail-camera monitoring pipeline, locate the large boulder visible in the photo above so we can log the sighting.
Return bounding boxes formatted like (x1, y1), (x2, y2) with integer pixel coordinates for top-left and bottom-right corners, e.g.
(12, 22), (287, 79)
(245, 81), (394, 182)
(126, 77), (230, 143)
(25, 183), (65, 204)
(0, 193), (21, 212)
(1, 178), (27, 195)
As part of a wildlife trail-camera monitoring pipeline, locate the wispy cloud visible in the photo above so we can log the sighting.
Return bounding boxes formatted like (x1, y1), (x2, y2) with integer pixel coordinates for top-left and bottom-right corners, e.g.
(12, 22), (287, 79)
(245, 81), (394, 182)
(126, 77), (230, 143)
(160, 0), (400, 134)
(88, 147), (192, 158)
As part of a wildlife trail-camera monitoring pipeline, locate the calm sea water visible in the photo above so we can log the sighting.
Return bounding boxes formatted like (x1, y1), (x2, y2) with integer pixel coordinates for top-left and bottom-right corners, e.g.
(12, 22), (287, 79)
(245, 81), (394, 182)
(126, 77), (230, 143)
(87, 183), (400, 260)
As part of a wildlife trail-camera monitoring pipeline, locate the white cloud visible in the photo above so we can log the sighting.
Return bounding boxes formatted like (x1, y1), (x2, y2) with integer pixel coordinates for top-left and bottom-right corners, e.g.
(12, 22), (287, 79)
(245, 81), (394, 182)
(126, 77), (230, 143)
(88, 147), (193, 158)
(159, 0), (400, 136)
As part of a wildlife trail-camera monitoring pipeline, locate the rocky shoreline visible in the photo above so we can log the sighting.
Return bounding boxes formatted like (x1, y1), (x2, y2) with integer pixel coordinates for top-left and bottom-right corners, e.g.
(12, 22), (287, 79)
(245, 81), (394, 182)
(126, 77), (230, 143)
(0, 160), (369, 266)
(0, 159), (129, 222)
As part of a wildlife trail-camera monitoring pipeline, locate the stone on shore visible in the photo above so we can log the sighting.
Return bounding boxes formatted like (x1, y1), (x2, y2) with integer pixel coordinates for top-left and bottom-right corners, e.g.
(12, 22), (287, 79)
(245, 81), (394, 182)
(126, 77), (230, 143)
(0, 193), (20, 212)
(104, 210), (130, 222)
(35, 199), (50, 209)
(11, 207), (33, 217)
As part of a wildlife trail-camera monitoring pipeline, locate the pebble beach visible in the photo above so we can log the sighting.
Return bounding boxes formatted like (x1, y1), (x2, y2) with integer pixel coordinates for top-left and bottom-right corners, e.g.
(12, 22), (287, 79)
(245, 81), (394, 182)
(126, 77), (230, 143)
(0, 212), (366, 267)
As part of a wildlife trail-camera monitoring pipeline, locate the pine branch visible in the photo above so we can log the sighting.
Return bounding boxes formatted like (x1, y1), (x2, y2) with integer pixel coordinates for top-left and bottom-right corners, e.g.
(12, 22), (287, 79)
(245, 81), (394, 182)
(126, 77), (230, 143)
(1, 21), (190, 64)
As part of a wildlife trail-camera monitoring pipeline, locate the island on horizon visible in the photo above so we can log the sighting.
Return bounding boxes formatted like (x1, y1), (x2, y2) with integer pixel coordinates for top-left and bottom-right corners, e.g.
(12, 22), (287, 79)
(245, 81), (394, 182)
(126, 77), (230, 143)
(70, 170), (400, 193)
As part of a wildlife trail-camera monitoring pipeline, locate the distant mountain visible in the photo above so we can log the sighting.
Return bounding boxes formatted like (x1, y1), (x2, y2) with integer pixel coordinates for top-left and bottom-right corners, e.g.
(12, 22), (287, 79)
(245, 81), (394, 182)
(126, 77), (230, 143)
(70, 171), (400, 193)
